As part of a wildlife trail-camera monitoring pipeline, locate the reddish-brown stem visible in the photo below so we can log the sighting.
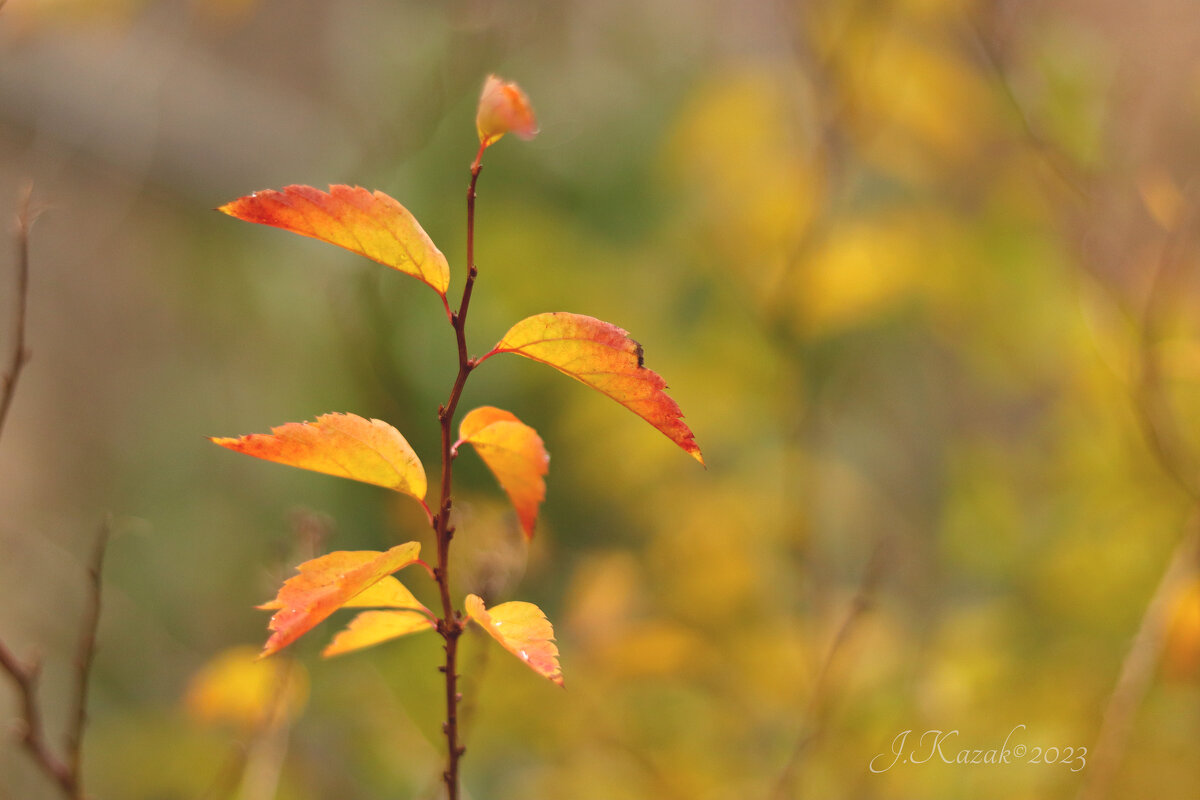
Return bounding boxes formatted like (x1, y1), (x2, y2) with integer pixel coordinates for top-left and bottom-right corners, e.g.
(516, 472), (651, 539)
(432, 155), (485, 800)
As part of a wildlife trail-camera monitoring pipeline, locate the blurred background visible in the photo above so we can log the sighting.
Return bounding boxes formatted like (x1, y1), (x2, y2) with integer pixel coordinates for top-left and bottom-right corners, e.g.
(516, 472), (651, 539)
(3, 0), (1200, 798)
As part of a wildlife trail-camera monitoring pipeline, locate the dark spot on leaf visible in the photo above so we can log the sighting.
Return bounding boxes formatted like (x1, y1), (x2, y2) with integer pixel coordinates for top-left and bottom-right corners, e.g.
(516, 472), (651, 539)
(634, 340), (645, 368)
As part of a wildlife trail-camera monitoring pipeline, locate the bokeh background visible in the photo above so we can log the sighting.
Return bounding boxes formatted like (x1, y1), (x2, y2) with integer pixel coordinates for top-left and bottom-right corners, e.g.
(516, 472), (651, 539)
(3, 0), (1200, 798)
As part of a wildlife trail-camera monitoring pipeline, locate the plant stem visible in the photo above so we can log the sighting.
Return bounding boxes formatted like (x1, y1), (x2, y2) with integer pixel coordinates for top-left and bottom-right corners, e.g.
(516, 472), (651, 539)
(433, 150), (486, 800)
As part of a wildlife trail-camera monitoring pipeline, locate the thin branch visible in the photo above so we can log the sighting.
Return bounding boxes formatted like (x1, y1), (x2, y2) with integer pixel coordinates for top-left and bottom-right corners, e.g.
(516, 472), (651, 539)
(0, 183), (34, 439)
(965, 12), (1093, 204)
(0, 643), (75, 795)
(0, 183), (77, 797)
(0, 186), (107, 800)
(0, 520), (110, 800)
(432, 153), (487, 800)
(1076, 526), (1200, 800)
(1130, 184), (1200, 502)
(1074, 186), (1200, 800)
(66, 520), (110, 788)
(770, 536), (889, 799)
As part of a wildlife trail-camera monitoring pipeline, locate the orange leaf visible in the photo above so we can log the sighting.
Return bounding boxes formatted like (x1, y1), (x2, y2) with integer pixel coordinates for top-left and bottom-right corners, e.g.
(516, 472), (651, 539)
(323, 610), (435, 657)
(465, 594), (563, 686)
(458, 406), (549, 538)
(476, 74), (539, 148)
(211, 413), (426, 503)
(258, 543), (421, 657)
(489, 313), (703, 464)
(218, 185), (449, 297)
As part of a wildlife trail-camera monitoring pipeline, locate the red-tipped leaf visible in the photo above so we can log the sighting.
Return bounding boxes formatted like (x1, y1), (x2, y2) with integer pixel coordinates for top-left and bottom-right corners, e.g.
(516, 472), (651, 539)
(211, 413), (426, 504)
(219, 185), (449, 297)
(489, 313), (703, 464)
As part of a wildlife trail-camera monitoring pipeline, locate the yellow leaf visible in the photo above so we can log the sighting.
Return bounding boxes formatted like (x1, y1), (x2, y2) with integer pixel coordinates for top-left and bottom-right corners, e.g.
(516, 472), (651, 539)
(465, 593), (563, 686)
(323, 610), (436, 657)
(458, 406), (549, 538)
(219, 184), (449, 296)
(211, 413), (427, 504)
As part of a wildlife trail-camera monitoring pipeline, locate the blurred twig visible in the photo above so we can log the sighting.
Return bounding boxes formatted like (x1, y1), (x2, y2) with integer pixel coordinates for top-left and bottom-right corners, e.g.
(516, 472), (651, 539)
(1130, 184), (1200, 503)
(1075, 185), (1200, 800)
(965, 11), (1093, 205)
(0, 183), (34, 438)
(1077, 526), (1200, 800)
(67, 521), (110, 788)
(973, 9), (1200, 792)
(0, 185), (109, 800)
(770, 535), (889, 800)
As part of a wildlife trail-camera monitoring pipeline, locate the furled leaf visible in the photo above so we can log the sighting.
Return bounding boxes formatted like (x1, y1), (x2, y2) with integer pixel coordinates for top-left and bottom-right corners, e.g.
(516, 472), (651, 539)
(218, 184), (449, 296)
(458, 406), (549, 538)
(211, 413), (426, 503)
(489, 313), (703, 464)
(465, 594), (563, 686)
(476, 74), (539, 147)
(258, 543), (422, 657)
(323, 611), (435, 657)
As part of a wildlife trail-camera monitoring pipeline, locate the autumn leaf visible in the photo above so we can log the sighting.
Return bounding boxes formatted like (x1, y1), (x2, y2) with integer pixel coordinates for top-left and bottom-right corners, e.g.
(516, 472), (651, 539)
(465, 594), (563, 686)
(340, 575), (431, 610)
(257, 543), (422, 657)
(486, 312), (703, 464)
(323, 611), (436, 657)
(218, 184), (449, 297)
(457, 406), (548, 538)
(476, 74), (539, 148)
(211, 413), (427, 505)
(322, 575), (436, 657)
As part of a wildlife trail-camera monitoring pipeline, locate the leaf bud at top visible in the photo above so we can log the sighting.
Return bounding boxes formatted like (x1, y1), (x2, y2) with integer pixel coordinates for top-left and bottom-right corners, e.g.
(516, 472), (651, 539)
(476, 74), (538, 147)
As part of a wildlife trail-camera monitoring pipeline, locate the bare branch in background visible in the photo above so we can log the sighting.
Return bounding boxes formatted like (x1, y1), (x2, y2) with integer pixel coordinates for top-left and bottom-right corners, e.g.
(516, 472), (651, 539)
(770, 535), (890, 800)
(66, 520), (110, 788)
(1077, 528), (1200, 800)
(973, 10), (1200, 794)
(0, 186), (109, 800)
(0, 183), (34, 438)
(1076, 187), (1200, 800)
